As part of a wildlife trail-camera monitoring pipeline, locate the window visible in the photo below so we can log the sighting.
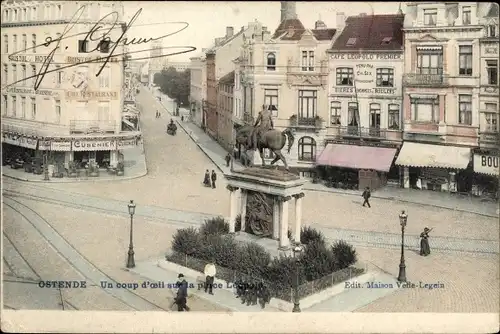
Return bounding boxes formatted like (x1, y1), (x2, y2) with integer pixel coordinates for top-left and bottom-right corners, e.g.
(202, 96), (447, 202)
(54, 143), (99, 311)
(489, 25), (497, 37)
(2, 95), (7, 116)
(347, 102), (359, 134)
(32, 7), (37, 20)
(12, 64), (17, 83)
(56, 65), (62, 85)
(487, 60), (498, 85)
(14, 9), (17, 21)
(57, 5), (62, 18)
(346, 38), (356, 46)
(266, 53), (276, 71)
(99, 39), (110, 53)
(462, 6), (471, 25)
(78, 40), (88, 53)
(3, 34), (7, 53)
(3, 64), (7, 85)
(32, 34), (36, 53)
(298, 90), (317, 120)
(330, 101), (341, 125)
(22, 8), (27, 21)
(264, 89), (278, 116)
(99, 67), (110, 88)
(458, 46), (472, 76)
(336, 67), (353, 86)
(22, 34), (27, 51)
(13, 34), (17, 52)
(411, 97), (439, 122)
(298, 136), (316, 162)
(483, 104), (498, 132)
(12, 96), (17, 117)
(21, 96), (26, 118)
(21, 64), (26, 84)
(369, 103), (381, 129)
(376, 68), (394, 87)
(31, 97), (36, 119)
(55, 99), (61, 123)
(31, 65), (37, 85)
(388, 104), (400, 129)
(424, 9), (437, 26)
(458, 95), (472, 125)
(417, 49), (443, 74)
(301, 51), (314, 71)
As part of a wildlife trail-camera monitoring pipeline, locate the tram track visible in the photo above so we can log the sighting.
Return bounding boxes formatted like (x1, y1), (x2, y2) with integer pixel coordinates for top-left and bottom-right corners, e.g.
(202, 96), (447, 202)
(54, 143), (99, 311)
(3, 197), (170, 312)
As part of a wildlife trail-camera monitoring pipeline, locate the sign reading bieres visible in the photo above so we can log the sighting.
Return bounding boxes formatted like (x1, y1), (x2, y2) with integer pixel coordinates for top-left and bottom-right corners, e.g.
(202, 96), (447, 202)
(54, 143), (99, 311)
(72, 140), (117, 151)
(474, 154), (499, 176)
(332, 87), (397, 95)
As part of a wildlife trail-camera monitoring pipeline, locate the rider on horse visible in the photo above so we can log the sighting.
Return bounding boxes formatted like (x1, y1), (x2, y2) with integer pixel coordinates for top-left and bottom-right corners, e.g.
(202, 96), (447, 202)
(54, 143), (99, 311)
(248, 105), (274, 150)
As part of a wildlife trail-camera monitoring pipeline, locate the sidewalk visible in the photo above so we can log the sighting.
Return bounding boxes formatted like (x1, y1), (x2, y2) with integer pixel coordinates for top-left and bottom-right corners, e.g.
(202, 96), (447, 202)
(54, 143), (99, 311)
(152, 88), (499, 218)
(2, 142), (147, 183)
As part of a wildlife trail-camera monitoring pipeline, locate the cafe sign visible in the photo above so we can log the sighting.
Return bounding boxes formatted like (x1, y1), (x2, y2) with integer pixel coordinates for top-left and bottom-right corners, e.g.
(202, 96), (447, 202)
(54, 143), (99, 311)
(330, 53), (402, 60)
(65, 91), (118, 100)
(72, 140), (117, 151)
(51, 141), (72, 151)
(117, 138), (137, 150)
(473, 154), (499, 176)
(18, 136), (38, 149)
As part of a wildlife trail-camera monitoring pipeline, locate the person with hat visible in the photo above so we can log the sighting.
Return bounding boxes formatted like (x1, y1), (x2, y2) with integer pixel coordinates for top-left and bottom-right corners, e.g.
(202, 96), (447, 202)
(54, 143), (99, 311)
(420, 227), (432, 256)
(204, 261), (217, 295)
(175, 273), (190, 311)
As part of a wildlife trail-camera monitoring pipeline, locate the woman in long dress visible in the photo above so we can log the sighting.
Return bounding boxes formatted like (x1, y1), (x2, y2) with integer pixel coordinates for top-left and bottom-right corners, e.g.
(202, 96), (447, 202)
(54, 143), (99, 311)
(420, 227), (431, 256)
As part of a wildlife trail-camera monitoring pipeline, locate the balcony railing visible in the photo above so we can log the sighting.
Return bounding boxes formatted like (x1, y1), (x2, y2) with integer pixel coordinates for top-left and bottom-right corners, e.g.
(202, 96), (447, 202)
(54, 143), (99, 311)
(70, 120), (116, 134)
(403, 73), (449, 87)
(336, 126), (397, 139)
(298, 117), (316, 126)
(290, 116), (324, 128)
(479, 131), (499, 146)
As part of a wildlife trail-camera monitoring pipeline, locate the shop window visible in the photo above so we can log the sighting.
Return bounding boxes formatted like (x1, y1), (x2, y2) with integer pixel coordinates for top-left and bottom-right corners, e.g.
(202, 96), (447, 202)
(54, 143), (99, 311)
(458, 45), (473, 76)
(330, 101), (341, 125)
(298, 136), (316, 162)
(336, 67), (353, 86)
(410, 97), (439, 122)
(376, 68), (394, 87)
(458, 94), (472, 125)
(388, 104), (400, 129)
(266, 53), (276, 71)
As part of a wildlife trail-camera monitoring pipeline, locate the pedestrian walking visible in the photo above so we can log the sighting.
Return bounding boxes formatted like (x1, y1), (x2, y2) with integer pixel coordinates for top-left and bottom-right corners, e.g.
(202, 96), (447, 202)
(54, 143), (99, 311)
(211, 170), (217, 188)
(203, 169), (211, 187)
(174, 274), (190, 311)
(361, 187), (371, 208)
(225, 153), (231, 167)
(419, 227), (432, 256)
(181, 115), (184, 122)
(204, 261), (216, 295)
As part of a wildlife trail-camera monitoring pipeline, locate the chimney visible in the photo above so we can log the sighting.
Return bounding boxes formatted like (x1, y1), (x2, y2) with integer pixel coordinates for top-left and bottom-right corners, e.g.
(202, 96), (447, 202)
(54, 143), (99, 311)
(226, 26), (234, 38)
(280, 1), (297, 22)
(336, 12), (346, 31)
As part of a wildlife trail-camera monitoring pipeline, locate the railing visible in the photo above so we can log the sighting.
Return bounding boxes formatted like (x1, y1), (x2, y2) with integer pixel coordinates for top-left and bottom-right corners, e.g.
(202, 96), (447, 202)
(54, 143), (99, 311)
(403, 73), (449, 86)
(298, 117), (316, 126)
(69, 120), (116, 134)
(479, 131), (500, 145)
(340, 126), (385, 138)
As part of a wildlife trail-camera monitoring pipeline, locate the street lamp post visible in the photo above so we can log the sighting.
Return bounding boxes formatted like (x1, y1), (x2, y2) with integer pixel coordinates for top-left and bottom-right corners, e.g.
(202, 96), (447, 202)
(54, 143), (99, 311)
(43, 152), (50, 181)
(397, 210), (408, 282)
(126, 200), (136, 269)
(292, 244), (304, 312)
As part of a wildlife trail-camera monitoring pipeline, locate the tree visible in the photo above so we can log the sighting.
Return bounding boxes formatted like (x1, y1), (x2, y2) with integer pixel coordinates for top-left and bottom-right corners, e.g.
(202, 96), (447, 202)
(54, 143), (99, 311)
(154, 67), (190, 107)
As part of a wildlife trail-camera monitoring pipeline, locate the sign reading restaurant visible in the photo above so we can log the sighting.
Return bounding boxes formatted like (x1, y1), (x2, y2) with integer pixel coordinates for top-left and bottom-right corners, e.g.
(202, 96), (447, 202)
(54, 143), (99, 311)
(330, 53), (402, 60)
(473, 154), (499, 176)
(65, 91), (118, 100)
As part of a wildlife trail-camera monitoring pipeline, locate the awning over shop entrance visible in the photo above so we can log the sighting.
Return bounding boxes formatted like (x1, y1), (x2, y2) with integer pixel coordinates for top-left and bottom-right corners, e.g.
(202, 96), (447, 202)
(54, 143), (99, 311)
(395, 142), (471, 169)
(316, 144), (397, 172)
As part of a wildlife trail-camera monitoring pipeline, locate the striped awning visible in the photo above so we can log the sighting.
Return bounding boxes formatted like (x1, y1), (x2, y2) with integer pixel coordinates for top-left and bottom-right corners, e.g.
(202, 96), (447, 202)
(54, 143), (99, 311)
(396, 142), (471, 169)
(416, 45), (443, 51)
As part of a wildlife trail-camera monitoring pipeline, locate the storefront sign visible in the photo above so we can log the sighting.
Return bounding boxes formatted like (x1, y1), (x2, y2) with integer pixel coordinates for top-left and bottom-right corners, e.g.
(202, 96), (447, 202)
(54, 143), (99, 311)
(2, 134), (20, 146)
(66, 56), (120, 64)
(117, 138), (137, 150)
(65, 91), (118, 100)
(8, 55), (50, 63)
(7, 87), (54, 96)
(332, 87), (355, 94)
(330, 53), (402, 60)
(474, 154), (499, 176)
(51, 141), (72, 151)
(332, 87), (396, 95)
(38, 140), (51, 150)
(72, 140), (116, 151)
(18, 137), (38, 149)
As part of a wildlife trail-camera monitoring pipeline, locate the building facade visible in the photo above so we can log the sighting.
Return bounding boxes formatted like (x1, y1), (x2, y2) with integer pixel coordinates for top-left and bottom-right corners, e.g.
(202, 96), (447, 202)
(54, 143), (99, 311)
(397, 2), (497, 194)
(239, 2), (337, 175)
(217, 71), (235, 150)
(148, 40), (162, 87)
(318, 13), (405, 190)
(189, 54), (207, 127)
(1, 0), (141, 177)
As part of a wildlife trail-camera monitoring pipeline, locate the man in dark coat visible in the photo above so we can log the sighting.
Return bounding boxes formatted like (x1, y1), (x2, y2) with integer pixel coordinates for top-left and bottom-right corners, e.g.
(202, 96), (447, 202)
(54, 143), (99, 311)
(362, 187), (371, 208)
(211, 170), (217, 189)
(225, 153), (231, 167)
(175, 274), (190, 311)
(203, 169), (210, 187)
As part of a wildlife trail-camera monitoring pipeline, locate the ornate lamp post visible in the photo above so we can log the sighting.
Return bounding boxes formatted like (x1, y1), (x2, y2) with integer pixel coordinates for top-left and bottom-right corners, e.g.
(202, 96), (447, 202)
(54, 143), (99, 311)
(126, 200), (136, 269)
(292, 244), (304, 312)
(397, 210), (408, 282)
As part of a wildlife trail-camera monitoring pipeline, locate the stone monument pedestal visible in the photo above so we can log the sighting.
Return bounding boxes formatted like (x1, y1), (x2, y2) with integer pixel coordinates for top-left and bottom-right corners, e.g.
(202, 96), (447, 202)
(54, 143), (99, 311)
(225, 166), (306, 252)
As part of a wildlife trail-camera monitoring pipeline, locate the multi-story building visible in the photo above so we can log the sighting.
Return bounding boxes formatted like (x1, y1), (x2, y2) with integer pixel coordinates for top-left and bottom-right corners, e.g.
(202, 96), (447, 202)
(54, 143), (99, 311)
(238, 2), (338, 176)
(189, 53), (207, 127)
(1, 0), (141, 176)
(217, 71), (234, 150)
(148, 40), (162, 87)
(317, 12), (405, 190)
(396, 2), (497, 194)
(162, 60), (190, 72)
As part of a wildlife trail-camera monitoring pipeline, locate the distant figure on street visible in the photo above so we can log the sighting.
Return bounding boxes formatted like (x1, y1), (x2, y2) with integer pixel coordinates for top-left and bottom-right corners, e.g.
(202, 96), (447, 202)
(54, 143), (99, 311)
(181, 115), (184, 122)
(211, 170), (217, 188)
(175, 274), (190, 311)
(204, 261), (216, 295)
(362, 187), (371, 208)
(420, 227), (432, 256)
(203, 169), (211, 187)
(225, 153), (231, 167)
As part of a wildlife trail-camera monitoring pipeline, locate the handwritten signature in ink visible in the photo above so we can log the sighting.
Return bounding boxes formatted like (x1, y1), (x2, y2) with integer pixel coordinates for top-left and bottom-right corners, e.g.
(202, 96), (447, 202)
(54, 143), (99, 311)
(5, 5), (196, 90)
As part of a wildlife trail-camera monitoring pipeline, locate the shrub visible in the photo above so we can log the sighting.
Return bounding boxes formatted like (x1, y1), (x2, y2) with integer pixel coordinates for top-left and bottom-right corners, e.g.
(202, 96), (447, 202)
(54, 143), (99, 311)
(300, 226), (326, 245)
(301, 240), (336, 280)
(331, 240), (357, 269)
(171, 227), (202, 255)
(235, 214), (242, 232)
(264, 256), (306, 293)
(236, 242), (271, 277)
(200, 216), (229, 236)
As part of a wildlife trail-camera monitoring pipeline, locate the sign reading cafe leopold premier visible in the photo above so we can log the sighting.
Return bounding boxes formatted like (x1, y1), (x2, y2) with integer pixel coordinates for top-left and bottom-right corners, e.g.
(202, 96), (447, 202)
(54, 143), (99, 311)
(474, 154), (499, 176)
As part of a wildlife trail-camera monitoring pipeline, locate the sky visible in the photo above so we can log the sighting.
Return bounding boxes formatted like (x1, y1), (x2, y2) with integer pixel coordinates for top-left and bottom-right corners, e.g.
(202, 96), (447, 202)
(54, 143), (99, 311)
(121, 1), (405, 63)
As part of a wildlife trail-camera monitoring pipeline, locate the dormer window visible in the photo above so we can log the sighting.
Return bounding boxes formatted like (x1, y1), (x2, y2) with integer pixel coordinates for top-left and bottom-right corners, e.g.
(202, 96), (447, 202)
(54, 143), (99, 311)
(462, 6), (471, 25)
(346, 38), (356, 46)
(381, 37), (392, 45)
(424, 9), (437, 26)
(266, 52), (276, 71)
(489, 25), (497, 37)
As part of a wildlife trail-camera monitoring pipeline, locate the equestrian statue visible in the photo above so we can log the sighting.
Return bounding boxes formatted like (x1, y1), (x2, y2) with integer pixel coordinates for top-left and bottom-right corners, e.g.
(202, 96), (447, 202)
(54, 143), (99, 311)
(235, 105), (294, 170)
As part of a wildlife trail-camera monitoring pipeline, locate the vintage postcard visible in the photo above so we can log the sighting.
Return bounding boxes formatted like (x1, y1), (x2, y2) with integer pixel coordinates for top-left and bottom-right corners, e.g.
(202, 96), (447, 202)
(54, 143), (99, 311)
(1, 1), (499, 333)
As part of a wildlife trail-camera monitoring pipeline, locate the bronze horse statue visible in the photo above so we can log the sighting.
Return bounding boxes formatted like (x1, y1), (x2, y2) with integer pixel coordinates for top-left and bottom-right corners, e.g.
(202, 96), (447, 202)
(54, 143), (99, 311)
(235, 125), (294, 170)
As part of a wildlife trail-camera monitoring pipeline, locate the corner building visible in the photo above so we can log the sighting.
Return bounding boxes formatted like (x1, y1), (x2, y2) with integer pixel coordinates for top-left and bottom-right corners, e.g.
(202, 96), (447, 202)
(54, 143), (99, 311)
(1, 1), (141, 175)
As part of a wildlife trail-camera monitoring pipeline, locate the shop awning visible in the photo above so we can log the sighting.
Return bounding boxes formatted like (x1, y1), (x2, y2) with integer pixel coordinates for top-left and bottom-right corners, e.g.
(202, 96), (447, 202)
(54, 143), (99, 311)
(395, 142), (471, 169)
(316, 144), (397, 172)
